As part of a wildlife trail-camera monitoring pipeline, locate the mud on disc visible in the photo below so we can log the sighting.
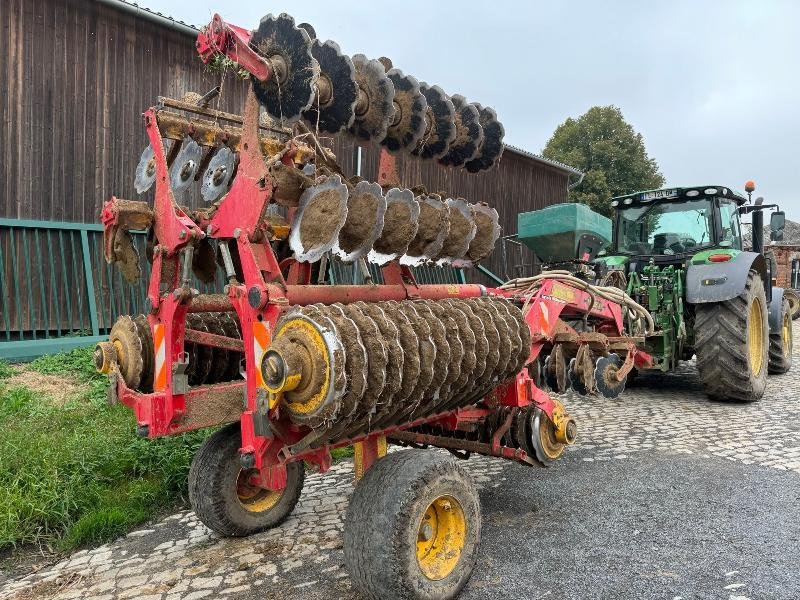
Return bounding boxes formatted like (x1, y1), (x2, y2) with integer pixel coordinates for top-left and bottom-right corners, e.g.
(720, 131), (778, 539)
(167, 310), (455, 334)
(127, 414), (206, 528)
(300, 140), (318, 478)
(413, 83), (456, 160)
(303, 39), (357, 134)
(381, 69), (427, 152)
(438, 95), (483, 168)
(250, 13), (319, 123)
(465, 103), (505, 173)
(349, 54), (395, 143)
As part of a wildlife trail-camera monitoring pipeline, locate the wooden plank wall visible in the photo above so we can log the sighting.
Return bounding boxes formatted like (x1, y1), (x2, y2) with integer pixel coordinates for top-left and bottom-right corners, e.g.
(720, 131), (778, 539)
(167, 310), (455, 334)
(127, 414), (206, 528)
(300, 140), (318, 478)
(1, 0), (569, 291)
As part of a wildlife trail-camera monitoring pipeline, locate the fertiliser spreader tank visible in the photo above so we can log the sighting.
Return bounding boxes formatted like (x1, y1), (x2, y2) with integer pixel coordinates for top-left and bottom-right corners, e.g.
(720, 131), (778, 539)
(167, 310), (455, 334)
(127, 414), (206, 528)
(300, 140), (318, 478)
(95, 11), (652, 599)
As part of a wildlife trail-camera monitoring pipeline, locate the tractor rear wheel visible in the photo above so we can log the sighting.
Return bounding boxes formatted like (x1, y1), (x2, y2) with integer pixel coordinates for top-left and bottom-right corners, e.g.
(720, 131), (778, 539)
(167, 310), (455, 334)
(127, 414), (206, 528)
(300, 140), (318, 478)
(784, 288), (800, 320)
(343, 450), (481, 600)
(768, 298), (793, 374)
(188, 423), (304, 536)
(694, 270), (769, 402)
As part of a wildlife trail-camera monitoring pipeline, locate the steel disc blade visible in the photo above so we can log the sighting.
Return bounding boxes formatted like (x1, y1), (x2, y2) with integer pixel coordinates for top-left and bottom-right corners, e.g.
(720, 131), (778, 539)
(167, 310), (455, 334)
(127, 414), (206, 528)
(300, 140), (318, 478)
(333, 180), (387, 263)
(381, 69), (427, 152)
(594, 353), (626, 398)
(250, 13), (319, 123)
(303, 39), (357, 134)
(368, 188), (419, 265)
(438, 95), (483, 168)
(134, 145), (158, 194)
(413, 83), (456, 159)
(349, 54), (395, 143)
(434, 198), (476, 264)
(201, 147), (236, 203)
(289, 175), (349, 263)
(401, 194), (449, 266)
(169, 137), (202, 194)
(466, 202), (501, 264)
(465, 103), (505, 173)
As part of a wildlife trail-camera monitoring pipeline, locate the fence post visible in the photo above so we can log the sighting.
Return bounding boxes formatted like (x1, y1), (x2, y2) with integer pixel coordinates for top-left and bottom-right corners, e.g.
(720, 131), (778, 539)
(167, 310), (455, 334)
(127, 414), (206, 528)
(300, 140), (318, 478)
(80, 229), (100, 336)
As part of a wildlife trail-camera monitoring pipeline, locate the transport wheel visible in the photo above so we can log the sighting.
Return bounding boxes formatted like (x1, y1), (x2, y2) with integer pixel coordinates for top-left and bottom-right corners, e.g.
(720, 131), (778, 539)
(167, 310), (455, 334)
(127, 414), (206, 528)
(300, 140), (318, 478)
(768, 299), (793, 374)
(188, 423), (304, 536)
(784, 289), (800, 320)
(527, 407), (565, 465)
(343, 450), (481, 600)
(694, 270), (769, 402)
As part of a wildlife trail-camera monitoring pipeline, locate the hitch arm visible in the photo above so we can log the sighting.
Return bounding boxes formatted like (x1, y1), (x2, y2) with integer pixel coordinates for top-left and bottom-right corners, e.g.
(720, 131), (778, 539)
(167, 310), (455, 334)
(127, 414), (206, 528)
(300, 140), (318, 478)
(196, 14), (272, 82)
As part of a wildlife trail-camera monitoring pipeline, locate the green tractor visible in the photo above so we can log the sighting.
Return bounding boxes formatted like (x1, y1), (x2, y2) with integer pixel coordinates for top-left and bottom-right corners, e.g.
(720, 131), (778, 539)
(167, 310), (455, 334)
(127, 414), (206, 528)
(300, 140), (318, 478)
(517, 183), (793, 402)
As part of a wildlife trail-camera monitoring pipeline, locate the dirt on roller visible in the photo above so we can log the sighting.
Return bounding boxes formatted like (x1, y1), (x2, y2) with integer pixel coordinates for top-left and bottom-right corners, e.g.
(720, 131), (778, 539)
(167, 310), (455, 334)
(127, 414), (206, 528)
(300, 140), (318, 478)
(437, 203), (474, 259)
(394, 302), (434, 416)
(467, 209), (498, 262)
(453, 300), (489, 383)
(440, 302), (477, 403)
(341, 304), (387, 426)
(320, 304), (367, 421)
(426, 302), (464, 406)
(411, 302), (450, 410)
(406, 197), (448, 258)
(482, 298), (513, 375)
(493, 300), (525, 377)
(467, 299), (500, 382)
(373, 201), (414, 255)
(338, 188), (381, 253)
(298, 189), (347, 252)
(381, 302), (421, 403)
(355, 302), (403, 412)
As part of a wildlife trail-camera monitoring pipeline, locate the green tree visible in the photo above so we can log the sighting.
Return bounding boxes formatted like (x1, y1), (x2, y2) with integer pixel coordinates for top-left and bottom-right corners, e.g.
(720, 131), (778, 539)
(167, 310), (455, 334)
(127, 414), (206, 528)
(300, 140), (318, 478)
(542, 106), (665, 216)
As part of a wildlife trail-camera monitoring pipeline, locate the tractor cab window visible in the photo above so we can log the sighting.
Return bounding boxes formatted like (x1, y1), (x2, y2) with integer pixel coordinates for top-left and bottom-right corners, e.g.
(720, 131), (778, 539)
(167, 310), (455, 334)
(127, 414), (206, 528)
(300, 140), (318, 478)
(719, 200), (743, 249)
(616, 199), (714, 255)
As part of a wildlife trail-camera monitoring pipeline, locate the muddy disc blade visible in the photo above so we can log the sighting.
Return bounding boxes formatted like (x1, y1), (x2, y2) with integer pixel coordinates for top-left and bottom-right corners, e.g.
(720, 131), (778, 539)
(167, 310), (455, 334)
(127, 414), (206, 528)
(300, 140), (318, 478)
(438, 95), (483, 168)
(412, 83), (456, 160)
(434, 198), (477, 264)
(401, 194), (450, 266)
(201, 147), (236, 203)
(289, 175), (349, 263)
(381, 69), (427, 152)
(302, 39), (358, 134)
(333, 180), (387, 263)
(250, 13), (319, 123)
(169, 137), (202, 194)
(465, 103), (505, 173)
(349, 54), (395, 143)
(465, 202), (501, 264)
(368, 188), (419, 265)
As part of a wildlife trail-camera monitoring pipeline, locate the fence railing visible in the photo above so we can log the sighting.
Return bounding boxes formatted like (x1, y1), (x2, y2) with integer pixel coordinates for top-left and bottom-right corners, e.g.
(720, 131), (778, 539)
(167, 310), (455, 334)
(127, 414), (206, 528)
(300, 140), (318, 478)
(0, 219), (466, 360)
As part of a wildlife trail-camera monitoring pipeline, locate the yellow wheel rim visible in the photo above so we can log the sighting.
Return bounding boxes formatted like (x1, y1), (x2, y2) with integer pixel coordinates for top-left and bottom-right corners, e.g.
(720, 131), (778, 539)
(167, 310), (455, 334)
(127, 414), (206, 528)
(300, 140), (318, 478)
(416, 495), (466, 580)
(538, 413), (565, 461)
(236, 469), (282, 513)
(748, 298), (765, 376)
(783, 312), (792, 356)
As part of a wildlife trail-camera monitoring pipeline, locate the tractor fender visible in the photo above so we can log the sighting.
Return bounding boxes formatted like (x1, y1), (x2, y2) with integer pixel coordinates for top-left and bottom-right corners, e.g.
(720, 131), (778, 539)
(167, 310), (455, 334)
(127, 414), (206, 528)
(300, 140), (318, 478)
(768, 287), (785, 333)
(685, 252), (768, 304)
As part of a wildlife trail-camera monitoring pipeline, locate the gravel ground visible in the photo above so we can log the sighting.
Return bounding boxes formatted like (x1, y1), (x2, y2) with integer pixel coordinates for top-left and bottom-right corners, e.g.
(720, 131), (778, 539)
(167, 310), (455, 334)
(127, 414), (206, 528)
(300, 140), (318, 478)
(2, 332), (798, 600)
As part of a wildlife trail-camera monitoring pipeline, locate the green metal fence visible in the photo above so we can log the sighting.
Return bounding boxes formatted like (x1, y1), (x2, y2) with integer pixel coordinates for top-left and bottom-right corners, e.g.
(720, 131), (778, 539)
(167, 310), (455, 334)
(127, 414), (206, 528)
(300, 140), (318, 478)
(0, 219), (467, 361)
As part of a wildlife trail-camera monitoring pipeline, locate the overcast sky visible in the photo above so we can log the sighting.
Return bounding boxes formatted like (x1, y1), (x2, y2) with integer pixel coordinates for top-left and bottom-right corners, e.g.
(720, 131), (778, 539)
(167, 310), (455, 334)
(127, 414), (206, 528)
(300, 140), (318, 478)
(147, 0), (800, 221)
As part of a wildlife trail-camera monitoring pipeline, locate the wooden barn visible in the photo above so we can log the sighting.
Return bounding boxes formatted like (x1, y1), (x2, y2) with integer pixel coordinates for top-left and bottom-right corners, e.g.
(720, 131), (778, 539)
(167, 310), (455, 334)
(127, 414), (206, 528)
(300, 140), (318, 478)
(0, 0), (581, 358)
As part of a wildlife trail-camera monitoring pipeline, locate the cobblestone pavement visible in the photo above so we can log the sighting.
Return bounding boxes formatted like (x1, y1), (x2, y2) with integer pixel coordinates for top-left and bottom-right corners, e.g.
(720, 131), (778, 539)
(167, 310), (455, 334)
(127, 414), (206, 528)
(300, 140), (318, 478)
(2, 332), (798, 600)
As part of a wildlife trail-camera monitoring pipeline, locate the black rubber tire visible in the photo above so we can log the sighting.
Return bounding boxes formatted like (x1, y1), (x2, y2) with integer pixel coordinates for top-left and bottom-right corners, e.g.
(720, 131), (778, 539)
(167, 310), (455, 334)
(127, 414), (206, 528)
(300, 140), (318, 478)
(188, 423), (304, 537)
(694, 269), (769, 402)
(344, 450), (481, 600)
(768, 299), (793, 374)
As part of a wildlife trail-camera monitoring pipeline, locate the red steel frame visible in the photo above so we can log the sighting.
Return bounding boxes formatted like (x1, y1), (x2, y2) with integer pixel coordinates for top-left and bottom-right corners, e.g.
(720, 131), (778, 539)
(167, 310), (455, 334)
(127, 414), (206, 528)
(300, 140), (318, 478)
(106, 14), (652, 492)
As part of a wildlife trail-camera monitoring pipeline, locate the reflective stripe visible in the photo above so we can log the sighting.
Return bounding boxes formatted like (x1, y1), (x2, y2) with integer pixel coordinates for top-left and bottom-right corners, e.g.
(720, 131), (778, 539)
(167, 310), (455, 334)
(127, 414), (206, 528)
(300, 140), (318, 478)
(253, 321), (271, 388)
(153, 323), (166, 391)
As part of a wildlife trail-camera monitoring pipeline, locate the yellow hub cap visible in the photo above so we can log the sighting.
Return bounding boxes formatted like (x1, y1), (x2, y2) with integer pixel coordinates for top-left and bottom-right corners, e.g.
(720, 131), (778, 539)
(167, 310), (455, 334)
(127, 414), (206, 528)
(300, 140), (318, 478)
(783, 312), (792, 356)
(748, 298), (765, 376)
(416, 495), (466, 580)
(236, 469), (282, 513)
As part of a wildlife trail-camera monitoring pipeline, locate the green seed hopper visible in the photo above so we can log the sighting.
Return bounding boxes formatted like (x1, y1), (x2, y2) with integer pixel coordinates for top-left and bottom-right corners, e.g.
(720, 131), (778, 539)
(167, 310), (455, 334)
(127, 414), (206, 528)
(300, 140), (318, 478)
(517, 203), (612, 263)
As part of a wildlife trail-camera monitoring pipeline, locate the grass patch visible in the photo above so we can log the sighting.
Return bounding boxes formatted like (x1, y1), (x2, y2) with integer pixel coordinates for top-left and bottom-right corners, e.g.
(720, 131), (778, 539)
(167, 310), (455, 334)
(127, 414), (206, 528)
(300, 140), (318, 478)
(0, 347), (212, 553)
(0, 360), (17, 379)
(330, 446), (354, 462)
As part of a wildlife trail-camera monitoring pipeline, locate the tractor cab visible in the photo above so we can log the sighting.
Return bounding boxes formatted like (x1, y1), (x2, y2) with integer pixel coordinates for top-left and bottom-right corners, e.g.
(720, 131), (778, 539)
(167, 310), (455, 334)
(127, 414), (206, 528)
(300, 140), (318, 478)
(608, 186), (747, 264)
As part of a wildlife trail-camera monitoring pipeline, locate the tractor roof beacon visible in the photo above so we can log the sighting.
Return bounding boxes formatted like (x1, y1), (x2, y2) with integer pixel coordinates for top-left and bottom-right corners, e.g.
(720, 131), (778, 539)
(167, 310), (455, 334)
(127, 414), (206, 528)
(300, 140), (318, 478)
(597, 182), (792, 400)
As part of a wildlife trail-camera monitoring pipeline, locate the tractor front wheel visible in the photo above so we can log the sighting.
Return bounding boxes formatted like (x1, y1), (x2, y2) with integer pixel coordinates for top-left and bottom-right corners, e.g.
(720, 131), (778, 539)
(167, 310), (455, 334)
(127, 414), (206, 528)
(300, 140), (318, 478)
(695, 269), (769, 402)
(188, 423), (304, 536)
(343, 450), (481, 600)
(768, 298), (793, 374)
